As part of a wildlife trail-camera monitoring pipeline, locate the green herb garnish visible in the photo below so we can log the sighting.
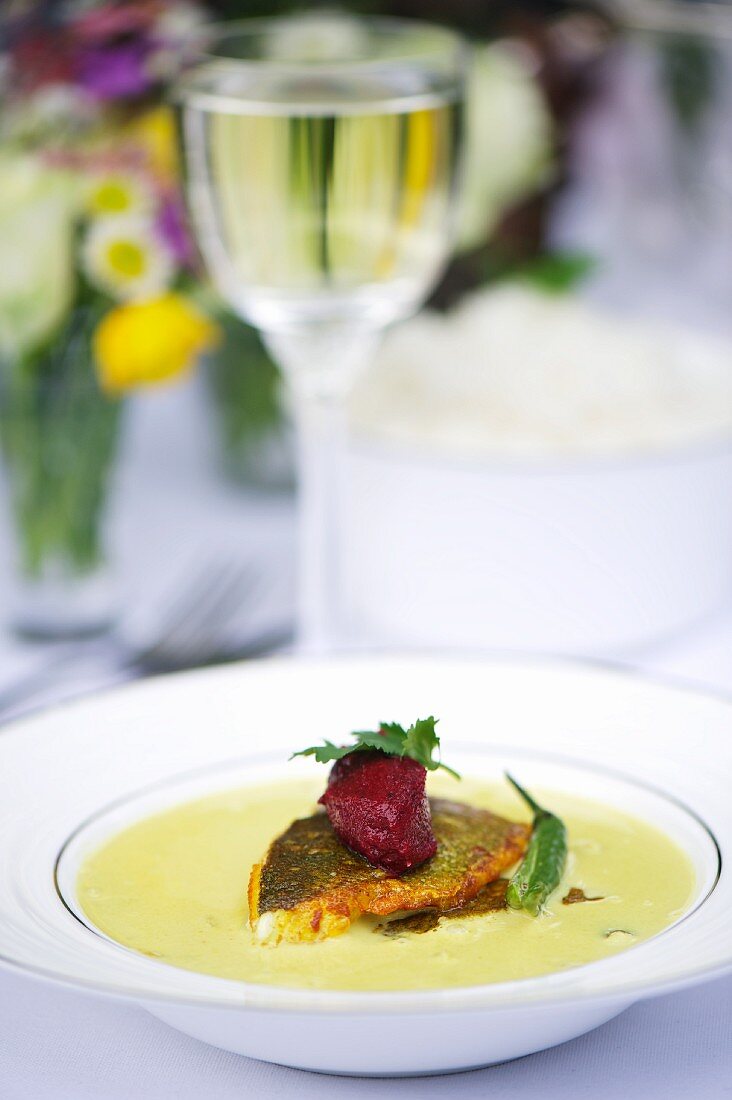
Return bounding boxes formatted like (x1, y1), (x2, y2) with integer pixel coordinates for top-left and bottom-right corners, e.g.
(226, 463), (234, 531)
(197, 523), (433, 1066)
(290, 716), (461, 779)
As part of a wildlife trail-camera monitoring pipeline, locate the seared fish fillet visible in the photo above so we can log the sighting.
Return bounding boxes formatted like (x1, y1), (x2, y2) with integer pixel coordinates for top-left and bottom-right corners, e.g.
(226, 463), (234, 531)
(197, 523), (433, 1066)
(248, 798), (529, 944)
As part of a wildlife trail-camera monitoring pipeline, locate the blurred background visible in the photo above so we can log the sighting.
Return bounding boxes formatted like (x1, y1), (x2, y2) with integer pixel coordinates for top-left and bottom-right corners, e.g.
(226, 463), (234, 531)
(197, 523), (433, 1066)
(0, 0), (730, 715)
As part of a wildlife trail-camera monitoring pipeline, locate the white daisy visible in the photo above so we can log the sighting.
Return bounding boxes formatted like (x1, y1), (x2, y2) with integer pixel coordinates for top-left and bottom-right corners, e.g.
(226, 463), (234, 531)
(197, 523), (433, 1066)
(82, 216), (173, 301)
(84, 171), (153, 219)
(267, 14), (368, 63)
(149, 2), (208, 79)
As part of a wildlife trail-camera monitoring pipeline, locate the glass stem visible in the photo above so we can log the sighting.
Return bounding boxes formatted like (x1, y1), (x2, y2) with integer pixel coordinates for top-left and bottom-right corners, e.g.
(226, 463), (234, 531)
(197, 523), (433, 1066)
(263, 325), (379, 653)
(292, 386), (344, 652)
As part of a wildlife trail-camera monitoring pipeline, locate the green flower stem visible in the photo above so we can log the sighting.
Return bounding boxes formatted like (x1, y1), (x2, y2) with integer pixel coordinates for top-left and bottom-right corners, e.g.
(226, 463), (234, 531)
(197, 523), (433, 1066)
(0, 303), (123, 580)
(206, 313), (284, 460)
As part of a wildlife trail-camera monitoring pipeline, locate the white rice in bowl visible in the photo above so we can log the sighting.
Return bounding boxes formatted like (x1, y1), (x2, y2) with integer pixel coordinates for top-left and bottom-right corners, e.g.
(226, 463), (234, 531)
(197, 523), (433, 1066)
(350, 285), (732, 459)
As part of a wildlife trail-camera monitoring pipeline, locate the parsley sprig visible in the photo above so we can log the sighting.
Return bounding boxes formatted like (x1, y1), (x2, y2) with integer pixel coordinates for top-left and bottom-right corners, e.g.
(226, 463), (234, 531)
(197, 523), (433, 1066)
(290, 716), (460, 780)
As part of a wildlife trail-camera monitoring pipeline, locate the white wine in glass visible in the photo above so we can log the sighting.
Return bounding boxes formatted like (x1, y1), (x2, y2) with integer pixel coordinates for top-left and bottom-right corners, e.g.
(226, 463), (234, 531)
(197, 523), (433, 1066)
(178, 15), (465, 649)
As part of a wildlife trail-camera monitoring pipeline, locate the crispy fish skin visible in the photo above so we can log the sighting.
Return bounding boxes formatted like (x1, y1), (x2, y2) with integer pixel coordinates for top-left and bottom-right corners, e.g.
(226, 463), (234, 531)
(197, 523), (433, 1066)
(248, 798), (530, 944)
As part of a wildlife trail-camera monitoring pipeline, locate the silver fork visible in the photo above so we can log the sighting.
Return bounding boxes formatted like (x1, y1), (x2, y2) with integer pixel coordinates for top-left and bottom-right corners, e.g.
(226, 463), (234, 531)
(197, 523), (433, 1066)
(0, 560), (293, 720)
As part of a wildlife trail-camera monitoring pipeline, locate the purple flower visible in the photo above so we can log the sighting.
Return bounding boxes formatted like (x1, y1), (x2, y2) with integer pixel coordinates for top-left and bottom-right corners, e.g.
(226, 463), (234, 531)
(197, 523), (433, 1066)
(156, 193), (196, 269)
(77, 40), (155, 102)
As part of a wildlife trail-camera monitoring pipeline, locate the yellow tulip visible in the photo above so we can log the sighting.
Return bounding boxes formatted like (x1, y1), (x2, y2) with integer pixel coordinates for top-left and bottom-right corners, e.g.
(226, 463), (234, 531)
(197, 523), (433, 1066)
(93, 293), (220, 393)
(124, 107), (180, 184)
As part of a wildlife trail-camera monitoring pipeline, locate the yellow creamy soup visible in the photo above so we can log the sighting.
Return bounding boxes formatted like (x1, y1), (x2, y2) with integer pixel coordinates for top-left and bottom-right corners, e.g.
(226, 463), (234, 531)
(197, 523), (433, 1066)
(77, 778), (696, 991)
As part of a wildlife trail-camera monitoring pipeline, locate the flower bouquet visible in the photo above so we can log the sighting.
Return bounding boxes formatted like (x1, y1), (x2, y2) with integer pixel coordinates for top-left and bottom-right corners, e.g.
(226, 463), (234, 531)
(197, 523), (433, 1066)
(0, 0), (218, 637)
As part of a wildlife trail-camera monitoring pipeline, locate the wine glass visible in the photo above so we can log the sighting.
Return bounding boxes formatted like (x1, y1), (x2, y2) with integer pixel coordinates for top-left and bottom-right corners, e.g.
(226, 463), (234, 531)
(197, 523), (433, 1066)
(177, 14), (466, 650)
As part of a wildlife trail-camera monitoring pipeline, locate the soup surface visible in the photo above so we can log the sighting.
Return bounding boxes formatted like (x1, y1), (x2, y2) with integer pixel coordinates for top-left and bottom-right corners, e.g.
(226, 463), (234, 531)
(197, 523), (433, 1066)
(77, 778), (696, 991)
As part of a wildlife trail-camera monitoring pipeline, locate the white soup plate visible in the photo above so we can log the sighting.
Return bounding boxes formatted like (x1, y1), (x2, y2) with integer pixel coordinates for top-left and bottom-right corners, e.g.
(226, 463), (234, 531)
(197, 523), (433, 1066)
(0, 655), (729, 1076)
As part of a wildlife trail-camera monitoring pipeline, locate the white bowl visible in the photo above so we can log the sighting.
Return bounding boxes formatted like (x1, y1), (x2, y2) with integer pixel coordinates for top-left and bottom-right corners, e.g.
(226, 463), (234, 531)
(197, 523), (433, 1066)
(342, 436), (732, 655)
(0, 655), (729, 1076)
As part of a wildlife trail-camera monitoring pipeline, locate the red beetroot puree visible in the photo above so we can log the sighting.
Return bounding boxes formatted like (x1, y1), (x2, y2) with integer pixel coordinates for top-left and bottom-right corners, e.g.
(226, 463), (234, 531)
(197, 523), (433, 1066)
(319, 750), (438, 875)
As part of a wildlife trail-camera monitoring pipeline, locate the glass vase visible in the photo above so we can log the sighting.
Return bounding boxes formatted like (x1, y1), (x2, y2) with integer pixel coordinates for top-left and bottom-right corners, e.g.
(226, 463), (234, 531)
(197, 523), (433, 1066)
(205, 313), (294, 493)
(0, 304), (124, 639)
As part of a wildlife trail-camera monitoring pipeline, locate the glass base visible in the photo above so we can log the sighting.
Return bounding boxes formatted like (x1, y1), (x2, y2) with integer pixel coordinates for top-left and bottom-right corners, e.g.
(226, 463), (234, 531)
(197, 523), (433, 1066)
(10, 562), (117, 642)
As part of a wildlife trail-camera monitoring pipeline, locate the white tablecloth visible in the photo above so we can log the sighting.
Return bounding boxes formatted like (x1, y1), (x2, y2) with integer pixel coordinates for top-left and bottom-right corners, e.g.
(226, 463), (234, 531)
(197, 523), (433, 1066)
(1, 382), (730, 1098)
(1, 967), (730, 1100)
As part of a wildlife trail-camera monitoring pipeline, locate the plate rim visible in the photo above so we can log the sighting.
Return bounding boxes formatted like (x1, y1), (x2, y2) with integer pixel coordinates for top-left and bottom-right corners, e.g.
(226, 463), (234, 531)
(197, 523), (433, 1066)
(2, 649), (732, 739)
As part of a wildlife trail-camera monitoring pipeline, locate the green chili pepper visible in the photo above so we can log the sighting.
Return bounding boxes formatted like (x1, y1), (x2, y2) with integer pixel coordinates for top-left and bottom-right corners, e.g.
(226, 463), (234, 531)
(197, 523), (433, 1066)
(505, 773), (568, 917)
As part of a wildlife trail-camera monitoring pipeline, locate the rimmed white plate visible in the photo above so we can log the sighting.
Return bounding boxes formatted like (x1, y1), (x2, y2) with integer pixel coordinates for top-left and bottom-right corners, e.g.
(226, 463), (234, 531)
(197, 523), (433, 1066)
(0, 655), (729, 1075)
